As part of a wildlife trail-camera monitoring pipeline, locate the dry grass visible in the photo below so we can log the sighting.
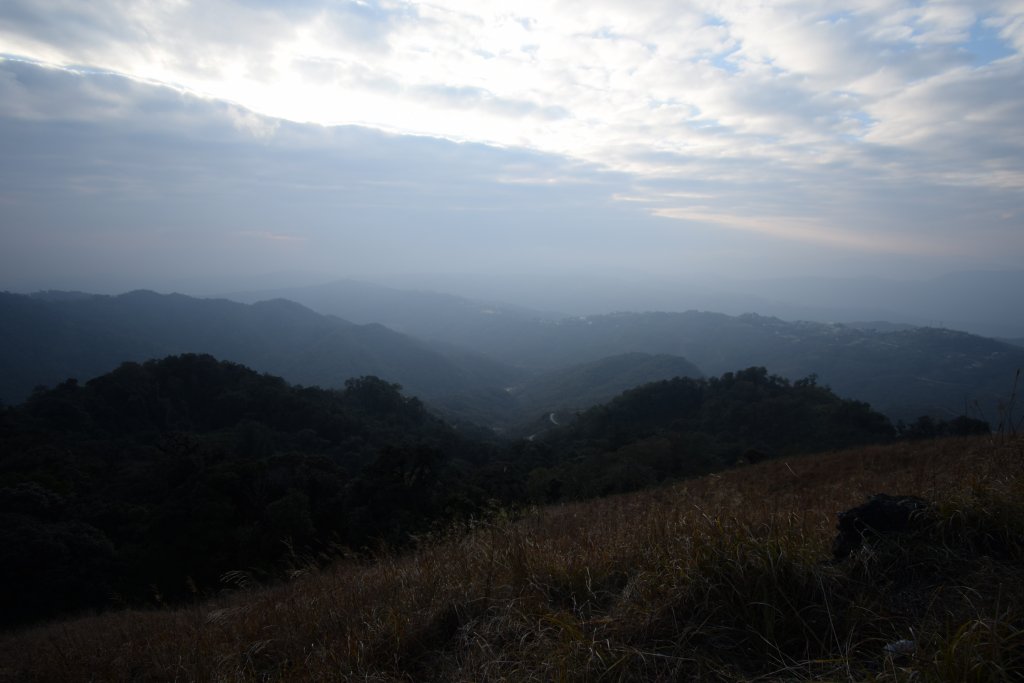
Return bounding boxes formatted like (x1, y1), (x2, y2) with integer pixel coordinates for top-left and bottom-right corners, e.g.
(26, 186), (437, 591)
(2, 435), (1022, 681)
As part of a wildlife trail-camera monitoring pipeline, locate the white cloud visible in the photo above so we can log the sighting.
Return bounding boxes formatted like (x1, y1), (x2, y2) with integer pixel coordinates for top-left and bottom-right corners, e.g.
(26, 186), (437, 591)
(0, 0), (1022, 266)
(226, 104), (280, 138)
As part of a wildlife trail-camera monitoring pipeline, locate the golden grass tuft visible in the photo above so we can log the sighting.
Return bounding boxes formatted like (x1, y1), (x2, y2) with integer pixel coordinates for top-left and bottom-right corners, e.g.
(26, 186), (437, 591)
(1, 435), (1022, 681)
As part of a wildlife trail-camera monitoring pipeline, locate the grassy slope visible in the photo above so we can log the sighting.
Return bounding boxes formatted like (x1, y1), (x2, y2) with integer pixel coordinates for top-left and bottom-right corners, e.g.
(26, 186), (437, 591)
(1, 436), (1022, 682)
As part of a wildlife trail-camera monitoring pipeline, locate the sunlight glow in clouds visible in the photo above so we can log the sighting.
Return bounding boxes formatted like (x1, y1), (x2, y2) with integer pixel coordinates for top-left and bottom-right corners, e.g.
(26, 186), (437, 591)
(0, 0), (1023, 269)
(3, 2), (1020, 165)
(653, 208), (958, 255)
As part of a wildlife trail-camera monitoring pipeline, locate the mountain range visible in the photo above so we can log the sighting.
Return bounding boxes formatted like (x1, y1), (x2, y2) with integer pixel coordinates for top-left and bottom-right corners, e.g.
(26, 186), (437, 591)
(221, 278), (1024, 421)
(2, 284), (1022, 426)
(323, 269), (1024, 339)
(0, 290), (519, 411)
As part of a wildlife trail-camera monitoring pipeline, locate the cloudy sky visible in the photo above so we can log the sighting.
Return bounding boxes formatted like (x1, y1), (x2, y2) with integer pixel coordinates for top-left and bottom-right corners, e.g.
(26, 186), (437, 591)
(1, 0), (1022, 295)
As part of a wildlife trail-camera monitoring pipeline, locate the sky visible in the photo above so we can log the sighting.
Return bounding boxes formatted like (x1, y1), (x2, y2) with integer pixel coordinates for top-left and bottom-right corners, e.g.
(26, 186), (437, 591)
(1, 0), (1023, 296)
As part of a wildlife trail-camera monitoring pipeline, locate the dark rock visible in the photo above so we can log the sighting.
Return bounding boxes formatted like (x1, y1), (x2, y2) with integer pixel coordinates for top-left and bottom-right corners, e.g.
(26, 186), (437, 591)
(832, 494), (932, 559)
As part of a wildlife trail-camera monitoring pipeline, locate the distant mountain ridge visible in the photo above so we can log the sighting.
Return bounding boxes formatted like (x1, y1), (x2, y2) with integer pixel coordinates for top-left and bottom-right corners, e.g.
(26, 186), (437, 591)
(735, 270), (1024, 339)
(3, 287), (1021, 426)
(326, 269), (1024, 339)
(461, 310), (1023, 422)
(221, 277), (1024, 423)
(223, 278), (562, 345)
(220, 279), (1022, 422)
(0, 290), (521, 407)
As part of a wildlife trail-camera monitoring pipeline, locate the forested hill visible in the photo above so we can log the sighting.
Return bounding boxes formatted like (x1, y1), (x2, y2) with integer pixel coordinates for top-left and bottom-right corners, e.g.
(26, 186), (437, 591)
(0, 290), (520, 407)
(520, 367), (900, 501)
(1, 355), (915, 629)
(0, 354), (506, 629)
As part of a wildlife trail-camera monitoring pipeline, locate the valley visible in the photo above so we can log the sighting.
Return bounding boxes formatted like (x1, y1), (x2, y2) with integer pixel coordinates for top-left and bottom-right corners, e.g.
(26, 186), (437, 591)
(3, 285), (1022, 430)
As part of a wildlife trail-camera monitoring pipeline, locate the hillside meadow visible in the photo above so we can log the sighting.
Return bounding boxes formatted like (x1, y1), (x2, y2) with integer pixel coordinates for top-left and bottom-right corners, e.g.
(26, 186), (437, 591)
(1, 434), (1022, 682)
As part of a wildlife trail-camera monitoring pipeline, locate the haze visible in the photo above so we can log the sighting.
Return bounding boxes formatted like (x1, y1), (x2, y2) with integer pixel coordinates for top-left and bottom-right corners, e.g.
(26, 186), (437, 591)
(1, 1), (1022, 334)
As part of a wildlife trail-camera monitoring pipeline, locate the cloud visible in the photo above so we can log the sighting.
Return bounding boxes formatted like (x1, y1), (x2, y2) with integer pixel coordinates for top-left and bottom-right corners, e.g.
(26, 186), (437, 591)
(235, 230), (306, 243)
(226, 105), (280, 138)
(2, 59), (694, 293)
(2, 1), (1019, 167)
(652, 207), (956, 255)
(0, 1), (1022, 283)
(863, 59), (1024, 174)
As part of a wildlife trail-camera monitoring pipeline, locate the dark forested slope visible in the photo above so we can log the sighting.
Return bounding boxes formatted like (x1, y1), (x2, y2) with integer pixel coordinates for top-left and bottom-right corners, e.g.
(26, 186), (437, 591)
(1, 356), (908, 629)
(0, 354), (506, 628)
(511, 366), (898, 501)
